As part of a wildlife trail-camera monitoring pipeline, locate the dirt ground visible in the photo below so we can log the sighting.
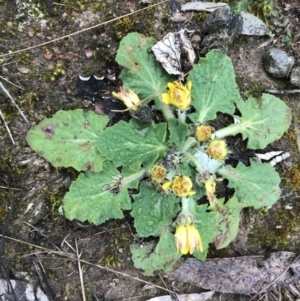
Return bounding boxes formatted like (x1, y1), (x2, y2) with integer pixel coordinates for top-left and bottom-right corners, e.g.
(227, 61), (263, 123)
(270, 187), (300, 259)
(1, 0), (300, 300)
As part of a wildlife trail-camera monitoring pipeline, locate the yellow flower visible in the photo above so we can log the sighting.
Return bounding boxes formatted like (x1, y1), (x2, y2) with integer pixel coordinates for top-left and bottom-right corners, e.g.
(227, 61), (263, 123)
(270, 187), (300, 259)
(195, 125), (212, 142)
(162, 81), (192, 110)
(112, 87), (141, 111)
(162, 176), (195, 197)
(207, 139), (227, 161)
(151, 165), (166, 183)
(175, 224), (203, 254)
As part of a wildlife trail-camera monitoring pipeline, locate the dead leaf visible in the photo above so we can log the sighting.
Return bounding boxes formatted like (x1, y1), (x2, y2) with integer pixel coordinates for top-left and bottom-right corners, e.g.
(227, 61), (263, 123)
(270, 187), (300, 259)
(165, 252), (300, 294)
(44, 48), (53, 60)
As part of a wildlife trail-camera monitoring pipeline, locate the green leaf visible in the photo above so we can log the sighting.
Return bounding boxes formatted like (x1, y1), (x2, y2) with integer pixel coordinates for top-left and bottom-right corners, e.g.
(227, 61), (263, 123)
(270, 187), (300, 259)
(131, 182), (180, 237)
(214, 94), (292, 149)
(26, 109), (109, 172)
(214, 197), (245, 249)
(131, 229), (181, 276)
(218, 160), (281, 208)
(97, 120), (168, 169)
(192, 204), (218, 261)
(188, 50), (241, 124)
(167, 118), (189, 146)
(116, 32), (174, 108)
(63, 161), (134, 225)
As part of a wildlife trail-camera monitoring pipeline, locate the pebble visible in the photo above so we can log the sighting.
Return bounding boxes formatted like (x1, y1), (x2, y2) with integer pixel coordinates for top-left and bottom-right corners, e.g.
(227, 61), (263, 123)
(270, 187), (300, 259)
(262, 48), (295, 78)
(290, 66), (300, 87)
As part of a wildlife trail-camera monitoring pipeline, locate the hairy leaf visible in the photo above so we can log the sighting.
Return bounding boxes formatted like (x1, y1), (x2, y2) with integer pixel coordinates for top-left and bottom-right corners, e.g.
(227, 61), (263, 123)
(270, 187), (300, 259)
(131, 182), (180, 237)
(214, 197), (245, 249)
(131, 230), (181, 276)
(188, 50), (241, 123)
(218, 160), (281, 208)
(63, 162), (137, 225)
(97, 120), (168, 169)
(116, 32), (173, 108)
(214, 94), (292, 149)
(26, 109), (109, 172)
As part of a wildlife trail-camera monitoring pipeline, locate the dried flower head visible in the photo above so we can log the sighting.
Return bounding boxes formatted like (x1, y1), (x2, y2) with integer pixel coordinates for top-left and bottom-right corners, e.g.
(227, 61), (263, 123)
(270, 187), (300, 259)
(112, 87), (141, 111)
(207, 139), (227, 161)
(195, 125), (212, 142)
(151, 165), (167, 183)
(162, 176), (195, 197)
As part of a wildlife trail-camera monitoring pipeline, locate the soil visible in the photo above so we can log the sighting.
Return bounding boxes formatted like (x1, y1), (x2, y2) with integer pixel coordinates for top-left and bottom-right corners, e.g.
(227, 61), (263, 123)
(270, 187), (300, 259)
(1, 0), (300, 300)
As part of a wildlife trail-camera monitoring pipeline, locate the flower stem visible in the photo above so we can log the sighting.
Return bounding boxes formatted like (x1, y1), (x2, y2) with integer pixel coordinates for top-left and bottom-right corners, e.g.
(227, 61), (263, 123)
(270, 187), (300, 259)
(184, 152), (203, 172)
(121, 168), (147, 186)
(161, 102), (175, 120)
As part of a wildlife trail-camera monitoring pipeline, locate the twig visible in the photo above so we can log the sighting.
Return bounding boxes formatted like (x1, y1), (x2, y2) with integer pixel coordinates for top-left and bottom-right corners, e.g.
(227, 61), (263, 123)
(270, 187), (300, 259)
(33, 257), (56, 301)
(264, 88), (300, 95)
(75, 239), (86, 301)
(0, 234), (175, 294)
(0, 81), (28, 123)
(0, 186), (21, 190)
(0, 0), (169, 58)
(0, 75), (24, 90)
(0, 109), (15, 144)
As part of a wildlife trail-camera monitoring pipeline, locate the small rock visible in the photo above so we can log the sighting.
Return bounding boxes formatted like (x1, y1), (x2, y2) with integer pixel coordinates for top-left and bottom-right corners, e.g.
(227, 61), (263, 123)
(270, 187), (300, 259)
(290, 66), (300, 87)
(262, 48), (295, 78)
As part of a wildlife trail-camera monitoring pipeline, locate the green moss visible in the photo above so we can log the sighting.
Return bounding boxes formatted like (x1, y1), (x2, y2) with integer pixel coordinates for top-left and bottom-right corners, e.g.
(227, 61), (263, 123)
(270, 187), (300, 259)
(236, 78), (263, 99)
(99, 223), (132, 267)
(250, 204), (300, 252)
(92, 2), (107, 13)
(42, 63), (66, 82)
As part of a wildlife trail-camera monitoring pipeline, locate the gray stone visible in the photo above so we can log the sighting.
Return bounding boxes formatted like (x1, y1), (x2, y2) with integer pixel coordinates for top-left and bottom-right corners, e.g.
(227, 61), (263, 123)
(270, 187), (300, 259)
(290, 66), (300, 87)
(262, 48), (295, 78)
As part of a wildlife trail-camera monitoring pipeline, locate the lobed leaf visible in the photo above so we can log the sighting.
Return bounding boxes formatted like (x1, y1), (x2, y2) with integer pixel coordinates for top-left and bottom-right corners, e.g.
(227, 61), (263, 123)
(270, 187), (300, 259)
(213, 197), (245, 249)
(131, 182), (180, 237)
(26, 109), (109, 172)
(215, 94), (292, 149)
(116, 32), (174, 108)
(218, 160), (281, 208)
(131, 230), (181, 276)
(97, 120), (168, 170)
(63, 161), (135, 225)
(188, 50), (241, 124)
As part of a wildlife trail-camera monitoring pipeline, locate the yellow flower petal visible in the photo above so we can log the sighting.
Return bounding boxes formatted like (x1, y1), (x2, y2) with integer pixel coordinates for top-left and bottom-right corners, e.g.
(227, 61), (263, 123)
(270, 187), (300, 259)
(162, 93), (171, 105)
(162, 181), (172, 191)
(175, 224), (203, 254)
(162, 81), (192, 111)
(187, 224), (203, 253)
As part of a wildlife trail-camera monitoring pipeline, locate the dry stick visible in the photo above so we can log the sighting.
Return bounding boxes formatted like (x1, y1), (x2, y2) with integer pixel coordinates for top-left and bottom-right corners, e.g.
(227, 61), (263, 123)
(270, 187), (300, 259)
(0, 109), (15, 144)
(0, 234), (174, 295)
(0, 81), (28, 123)
(0, 75), (24, 90)
(75, 239), (86, 301)
(264, 88), (300, 94)
(0, 0), (169, 59)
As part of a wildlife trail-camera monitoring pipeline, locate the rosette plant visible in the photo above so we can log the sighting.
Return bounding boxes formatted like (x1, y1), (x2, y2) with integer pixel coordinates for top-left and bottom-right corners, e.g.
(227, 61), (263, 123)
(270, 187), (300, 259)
(26, 33), (291, 275)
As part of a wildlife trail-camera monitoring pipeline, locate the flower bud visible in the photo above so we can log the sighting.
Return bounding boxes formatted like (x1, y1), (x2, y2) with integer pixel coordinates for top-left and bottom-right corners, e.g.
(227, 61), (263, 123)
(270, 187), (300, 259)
(207, 139), (227, 161)
(195, 125), (212, 142)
